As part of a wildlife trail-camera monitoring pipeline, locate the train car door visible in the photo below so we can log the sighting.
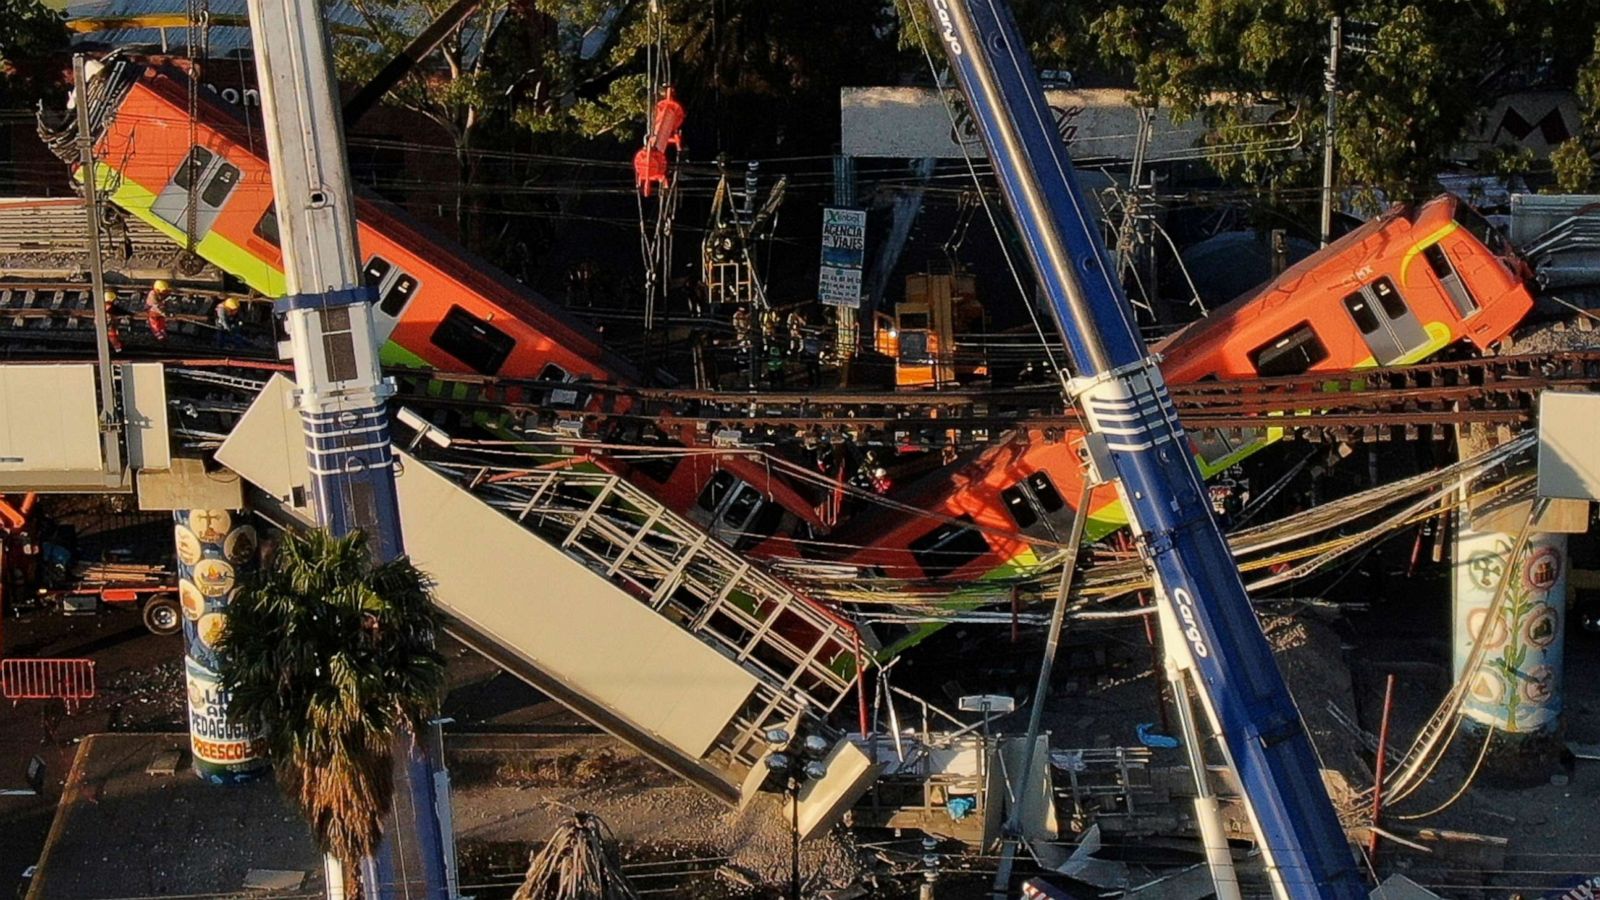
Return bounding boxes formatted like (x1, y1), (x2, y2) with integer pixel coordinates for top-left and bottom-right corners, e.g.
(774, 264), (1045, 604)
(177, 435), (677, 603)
(1423, 243), (1480, 319)
(691, 470), (770, 548)
(999, 470), (1074, 542)
(362, 255), (421, 343)
(151, 146), (241, 240)
(1341, 276), (1428, 365)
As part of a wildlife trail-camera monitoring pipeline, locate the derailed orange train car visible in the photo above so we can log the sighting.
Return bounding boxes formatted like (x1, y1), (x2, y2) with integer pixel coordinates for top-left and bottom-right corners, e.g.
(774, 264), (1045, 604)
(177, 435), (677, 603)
(64, 56), (827, 540)
(777, 196), (1533, 646)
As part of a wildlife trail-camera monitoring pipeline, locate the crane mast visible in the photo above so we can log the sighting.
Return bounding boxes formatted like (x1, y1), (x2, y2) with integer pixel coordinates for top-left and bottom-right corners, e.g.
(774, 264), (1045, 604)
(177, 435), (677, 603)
(924, 1), (1365, 896)
(243, 0), (455, 896)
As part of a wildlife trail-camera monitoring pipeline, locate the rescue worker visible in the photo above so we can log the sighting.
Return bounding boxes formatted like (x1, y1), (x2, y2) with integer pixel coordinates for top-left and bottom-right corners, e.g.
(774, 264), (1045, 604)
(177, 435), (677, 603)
(214, 296), (241, 348)
(731, 305), (752, 350)
(760, 306), (779, 344)
(786, 309), (807, 357)
(102, 290), (123, 352)
(144, 279), (170, 341)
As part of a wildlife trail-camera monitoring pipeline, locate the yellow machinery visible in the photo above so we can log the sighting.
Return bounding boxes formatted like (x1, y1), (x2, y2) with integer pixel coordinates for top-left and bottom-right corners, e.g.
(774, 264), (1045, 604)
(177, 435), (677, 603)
(875, 272), (985, 388)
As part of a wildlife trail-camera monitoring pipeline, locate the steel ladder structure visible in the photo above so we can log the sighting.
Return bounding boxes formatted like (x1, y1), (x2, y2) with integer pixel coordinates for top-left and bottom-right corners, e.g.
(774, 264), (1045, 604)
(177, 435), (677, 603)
(218, 374), (868, 811)
(429, 460), (861, 781)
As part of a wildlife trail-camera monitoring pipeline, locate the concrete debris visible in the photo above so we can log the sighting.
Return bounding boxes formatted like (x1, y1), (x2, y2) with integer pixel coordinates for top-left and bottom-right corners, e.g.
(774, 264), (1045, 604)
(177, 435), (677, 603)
(714, 864), (758, 889)
(1568, 741), (1600, 761)
(1123, 863), (1213, 900)
(1412, 829), (1509, 871)
(1370, 873), (1443, 900)
(242, 869), (307, 891)
(709, 796), (873, 890)
(144, 749), (181, 776)
(1054, 824), (1129, 891)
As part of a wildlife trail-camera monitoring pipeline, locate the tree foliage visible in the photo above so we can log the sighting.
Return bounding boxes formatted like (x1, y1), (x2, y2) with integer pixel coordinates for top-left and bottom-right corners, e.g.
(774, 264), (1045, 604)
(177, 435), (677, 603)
(1000, 0), (1600, 200)
(331, 0), (518, 234)
(217, 528), (445, 888)
(512, 0), (904, 152)
(0, 0), (69, 107)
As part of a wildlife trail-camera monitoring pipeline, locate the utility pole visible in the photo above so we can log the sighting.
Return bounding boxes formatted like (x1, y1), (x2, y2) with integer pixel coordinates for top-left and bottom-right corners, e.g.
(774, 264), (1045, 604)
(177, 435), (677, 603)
(242, 1), (454, 897)
(73, 54), (124, 483)
(1320, 15), (1342, 247)
(73, 55), (124, 484)
(832, 150), (859, 370)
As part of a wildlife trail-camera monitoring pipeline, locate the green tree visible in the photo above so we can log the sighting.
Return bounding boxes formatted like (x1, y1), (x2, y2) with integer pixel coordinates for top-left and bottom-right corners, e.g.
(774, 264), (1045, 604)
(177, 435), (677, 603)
(996, 0), (1600, 204)
(1551, 32), (1600, 192)
(0, 0), (69, 107)
(332, 0), (518, 236)
(217, 528), (445, 896)
(524, 0), (904, 154)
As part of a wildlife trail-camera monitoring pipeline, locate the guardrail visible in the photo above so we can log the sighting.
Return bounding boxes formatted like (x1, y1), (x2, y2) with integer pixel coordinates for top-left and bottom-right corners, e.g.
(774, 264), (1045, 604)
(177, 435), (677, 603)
(1, 658), (96, 712)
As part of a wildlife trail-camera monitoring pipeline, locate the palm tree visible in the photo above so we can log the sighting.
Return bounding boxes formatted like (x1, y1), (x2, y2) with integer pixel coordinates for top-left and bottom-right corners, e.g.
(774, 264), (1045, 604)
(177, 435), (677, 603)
(217, 527), (446, 897)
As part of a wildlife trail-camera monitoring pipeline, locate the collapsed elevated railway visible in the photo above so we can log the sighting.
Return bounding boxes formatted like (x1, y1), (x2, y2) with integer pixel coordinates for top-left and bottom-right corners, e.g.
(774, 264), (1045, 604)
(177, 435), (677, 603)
(5, 20), (1600, 896)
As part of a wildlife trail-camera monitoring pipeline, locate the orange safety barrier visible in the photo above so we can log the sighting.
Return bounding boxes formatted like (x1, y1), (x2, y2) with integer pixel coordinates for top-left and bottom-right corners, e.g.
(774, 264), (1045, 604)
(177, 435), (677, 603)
(1, 658), (96, 711)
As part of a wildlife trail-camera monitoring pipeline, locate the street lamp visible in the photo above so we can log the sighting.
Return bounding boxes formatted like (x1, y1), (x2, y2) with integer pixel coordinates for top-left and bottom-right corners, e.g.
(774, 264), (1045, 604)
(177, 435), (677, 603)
(763, 728), (832, 900)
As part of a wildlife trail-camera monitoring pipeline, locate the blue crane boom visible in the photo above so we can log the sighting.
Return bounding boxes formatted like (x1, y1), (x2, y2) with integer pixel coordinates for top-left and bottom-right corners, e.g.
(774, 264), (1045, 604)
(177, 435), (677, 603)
(924, 1), (1366, 895)
(243, 0), (455, 896)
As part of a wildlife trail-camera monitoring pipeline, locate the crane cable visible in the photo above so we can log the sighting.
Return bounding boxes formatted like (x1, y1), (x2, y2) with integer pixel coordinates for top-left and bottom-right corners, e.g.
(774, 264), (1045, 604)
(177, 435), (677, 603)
(635, 0), (676, 332)
(182, 0), (210, 258)
(901, 2), (1070, 393)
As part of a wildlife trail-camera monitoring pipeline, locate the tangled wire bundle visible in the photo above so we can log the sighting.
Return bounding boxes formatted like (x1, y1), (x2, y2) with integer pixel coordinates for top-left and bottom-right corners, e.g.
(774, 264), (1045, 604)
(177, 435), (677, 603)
(512, 812), (640, 900)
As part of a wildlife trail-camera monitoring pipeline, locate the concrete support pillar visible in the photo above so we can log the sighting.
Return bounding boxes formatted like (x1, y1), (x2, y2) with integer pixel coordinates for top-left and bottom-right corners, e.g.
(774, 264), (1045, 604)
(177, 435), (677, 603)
(1452, 509), (1567, 734)
(174, 508), (269, 782)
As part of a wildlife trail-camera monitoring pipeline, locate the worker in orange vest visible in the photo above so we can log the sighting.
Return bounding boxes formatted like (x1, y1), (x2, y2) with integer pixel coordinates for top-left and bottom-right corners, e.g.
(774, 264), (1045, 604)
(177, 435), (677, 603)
(144, 279), (170, 341)
(102, 290), (123, 352)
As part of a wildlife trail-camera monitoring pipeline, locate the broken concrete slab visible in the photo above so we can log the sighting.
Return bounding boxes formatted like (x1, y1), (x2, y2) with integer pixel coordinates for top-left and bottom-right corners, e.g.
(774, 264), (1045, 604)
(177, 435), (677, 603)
(1370, 873), (1443, 900)
(241, 870), (306, 891)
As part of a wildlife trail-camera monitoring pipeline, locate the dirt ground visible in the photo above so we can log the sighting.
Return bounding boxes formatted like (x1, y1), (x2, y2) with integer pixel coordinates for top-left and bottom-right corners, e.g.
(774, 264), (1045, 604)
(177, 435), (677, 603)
(6, 503), (1600, 899)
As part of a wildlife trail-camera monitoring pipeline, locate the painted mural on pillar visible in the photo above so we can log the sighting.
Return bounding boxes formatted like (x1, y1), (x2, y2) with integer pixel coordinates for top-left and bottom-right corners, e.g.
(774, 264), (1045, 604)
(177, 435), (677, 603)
(1452, 523), (1567, 734)
(173, 508), (268, 782)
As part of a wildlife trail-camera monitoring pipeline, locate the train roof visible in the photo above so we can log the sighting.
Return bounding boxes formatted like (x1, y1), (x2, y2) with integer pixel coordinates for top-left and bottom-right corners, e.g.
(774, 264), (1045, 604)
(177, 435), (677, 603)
(124, 58), (642, 384)
(1151, 203), (1415, 357)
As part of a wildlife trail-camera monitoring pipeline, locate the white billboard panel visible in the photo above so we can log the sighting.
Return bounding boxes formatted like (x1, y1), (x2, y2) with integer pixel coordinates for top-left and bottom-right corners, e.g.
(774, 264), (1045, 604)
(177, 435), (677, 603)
(841, 86), (1218, 161)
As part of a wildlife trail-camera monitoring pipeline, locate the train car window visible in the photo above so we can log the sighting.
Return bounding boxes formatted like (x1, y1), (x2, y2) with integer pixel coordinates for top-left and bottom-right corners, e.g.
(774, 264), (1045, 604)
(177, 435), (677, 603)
(909, 515), (991, 579)
(200, 162), (240, 207)
(1424, 244), (1479, 316)
(363, 256), (393, 290)
(899, 331), (929, 362)
(1027, 471), (1065, 513)
(1371, 277), (1407, 319)
(1001, 485), (1039, 529)
(430, 305), (515, 375)
(319, 307), (358, 383)
(722, 486), (762, 528)
(538, 363), (582, 408)
(173, 146), (214, 190)
(631, 436), (683, 483)
(1249, 323), (1328, 377)
(697, 470), (737, 512)
(380, 274), (418, 317)
(1453, 202), (1510, 256)
(254, 205), (280, 247)
(1343, 293), (1382, 334)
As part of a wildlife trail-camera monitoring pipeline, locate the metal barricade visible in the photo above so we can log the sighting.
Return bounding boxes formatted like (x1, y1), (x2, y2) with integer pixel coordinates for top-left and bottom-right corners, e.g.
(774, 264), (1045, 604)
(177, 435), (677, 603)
(1, 658), (96, 711)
